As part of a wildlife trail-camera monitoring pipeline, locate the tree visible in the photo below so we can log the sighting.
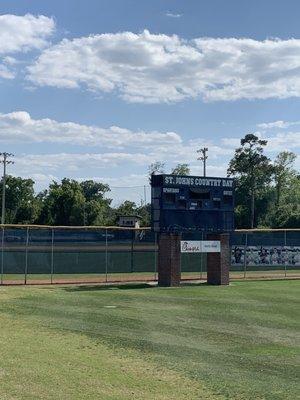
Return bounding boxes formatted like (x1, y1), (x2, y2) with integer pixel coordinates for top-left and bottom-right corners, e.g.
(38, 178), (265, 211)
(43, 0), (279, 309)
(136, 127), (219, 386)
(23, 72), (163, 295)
(137, 203), (151, 226)
(148, 162), (165, 183)
(0, 175), (40, 224)
(80, 180), (112, 225)
(38, 179), (85, 225)
(264, 174), (300, 228)
(38, 179), (112, 226)
(171, 163), (190, 175)
(80, 180), (110, 202)
(115, 200), (137, 217)
(227, 134), (273, 228)
(274, 151), (297, 205)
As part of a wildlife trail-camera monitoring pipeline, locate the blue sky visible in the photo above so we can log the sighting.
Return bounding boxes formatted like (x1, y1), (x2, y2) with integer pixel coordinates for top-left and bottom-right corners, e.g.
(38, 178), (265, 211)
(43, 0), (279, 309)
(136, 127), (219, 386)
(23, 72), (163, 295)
(0, 0), (300, 204)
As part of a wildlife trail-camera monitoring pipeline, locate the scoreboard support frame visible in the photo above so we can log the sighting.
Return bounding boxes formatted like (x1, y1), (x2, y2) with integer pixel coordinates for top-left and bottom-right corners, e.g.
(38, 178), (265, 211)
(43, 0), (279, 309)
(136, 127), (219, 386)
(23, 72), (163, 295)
(206, 233), (230, 285)
(157, 233), (181, 287)
(157, 232), (230, 287)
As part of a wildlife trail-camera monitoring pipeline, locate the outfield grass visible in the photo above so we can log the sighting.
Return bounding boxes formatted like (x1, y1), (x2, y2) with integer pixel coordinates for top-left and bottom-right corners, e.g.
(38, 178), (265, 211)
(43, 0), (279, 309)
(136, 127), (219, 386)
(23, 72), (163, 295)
(0, 281), (299, 399)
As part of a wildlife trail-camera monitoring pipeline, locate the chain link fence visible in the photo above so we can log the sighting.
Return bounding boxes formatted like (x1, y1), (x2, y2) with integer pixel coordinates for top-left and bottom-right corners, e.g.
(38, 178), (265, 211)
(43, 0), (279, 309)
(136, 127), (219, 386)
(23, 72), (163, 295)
(0, 225), (299, 284)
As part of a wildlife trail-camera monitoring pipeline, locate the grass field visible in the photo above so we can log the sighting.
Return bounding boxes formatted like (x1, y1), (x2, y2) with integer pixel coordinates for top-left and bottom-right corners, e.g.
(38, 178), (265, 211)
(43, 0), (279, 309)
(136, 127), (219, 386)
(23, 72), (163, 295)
(0, 281), (299, 399)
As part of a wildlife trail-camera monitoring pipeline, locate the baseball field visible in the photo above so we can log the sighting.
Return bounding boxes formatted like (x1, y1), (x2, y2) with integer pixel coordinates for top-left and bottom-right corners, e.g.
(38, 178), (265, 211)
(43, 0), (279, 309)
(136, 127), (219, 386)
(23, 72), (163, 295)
(0, 280), (299, 399)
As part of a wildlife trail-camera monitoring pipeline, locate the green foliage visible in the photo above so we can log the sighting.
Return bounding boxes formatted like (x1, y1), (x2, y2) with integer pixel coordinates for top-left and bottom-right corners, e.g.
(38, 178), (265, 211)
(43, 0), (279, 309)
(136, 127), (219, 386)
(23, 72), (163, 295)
(171, 163), (190, 175)
(229, 141), (299, 229)
(0, 175), (40, 224)
(274, 151), (297, 205)
(263, 175), (300, 228)
(228, 134), (274, 228)
(37, 179), (85, 225)
(137, 203), (151, 226)
(80, 180), (112, 225)
(38, 178), (112, 226)
(80, 180), (110, 201)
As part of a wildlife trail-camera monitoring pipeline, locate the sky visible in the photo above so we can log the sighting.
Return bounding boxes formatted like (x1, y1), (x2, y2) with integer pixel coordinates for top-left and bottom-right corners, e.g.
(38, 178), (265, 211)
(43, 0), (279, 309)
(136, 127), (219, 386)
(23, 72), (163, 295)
(0, 0), (300, 205)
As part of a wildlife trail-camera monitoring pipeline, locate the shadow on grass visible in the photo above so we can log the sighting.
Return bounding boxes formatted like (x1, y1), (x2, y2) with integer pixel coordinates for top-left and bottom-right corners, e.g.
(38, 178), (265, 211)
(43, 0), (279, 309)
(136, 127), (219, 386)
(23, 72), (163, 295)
(180, 281), (208, 287)
(63, 281), (210, 292)
(63, 283), (156, 292)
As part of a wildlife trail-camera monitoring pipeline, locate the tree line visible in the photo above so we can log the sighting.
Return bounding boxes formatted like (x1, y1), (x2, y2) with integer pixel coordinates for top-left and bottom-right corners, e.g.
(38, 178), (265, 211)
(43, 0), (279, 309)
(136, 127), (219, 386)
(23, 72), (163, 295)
(1, 134), (299, 228)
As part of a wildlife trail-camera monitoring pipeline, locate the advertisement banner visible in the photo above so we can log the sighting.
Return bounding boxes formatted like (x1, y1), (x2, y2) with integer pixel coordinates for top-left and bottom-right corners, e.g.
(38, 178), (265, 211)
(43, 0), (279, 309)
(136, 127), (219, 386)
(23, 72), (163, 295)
(181, 241), (220, 253)
(231, 246), (300, 266)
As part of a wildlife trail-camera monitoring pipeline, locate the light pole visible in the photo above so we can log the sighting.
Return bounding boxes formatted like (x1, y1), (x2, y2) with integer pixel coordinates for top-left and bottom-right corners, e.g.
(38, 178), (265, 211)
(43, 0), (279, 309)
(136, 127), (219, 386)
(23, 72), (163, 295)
(197, 147), (208, 177)
(0, 152), (14, 225)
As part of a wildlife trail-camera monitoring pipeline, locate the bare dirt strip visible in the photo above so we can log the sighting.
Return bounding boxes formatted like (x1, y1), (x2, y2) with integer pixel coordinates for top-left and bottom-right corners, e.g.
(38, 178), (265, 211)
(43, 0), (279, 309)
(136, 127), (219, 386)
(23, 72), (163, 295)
(1, 271), (299, 286)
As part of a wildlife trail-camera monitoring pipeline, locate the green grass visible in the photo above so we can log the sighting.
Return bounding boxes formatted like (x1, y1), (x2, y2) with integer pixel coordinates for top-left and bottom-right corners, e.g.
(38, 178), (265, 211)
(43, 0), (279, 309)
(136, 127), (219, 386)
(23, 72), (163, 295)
(0, 281), (299, 399)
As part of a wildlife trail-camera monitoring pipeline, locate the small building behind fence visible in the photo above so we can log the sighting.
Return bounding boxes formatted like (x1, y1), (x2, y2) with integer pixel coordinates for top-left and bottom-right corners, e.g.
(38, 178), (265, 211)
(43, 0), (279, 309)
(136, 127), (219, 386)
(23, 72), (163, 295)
(117, 215), (141, 228)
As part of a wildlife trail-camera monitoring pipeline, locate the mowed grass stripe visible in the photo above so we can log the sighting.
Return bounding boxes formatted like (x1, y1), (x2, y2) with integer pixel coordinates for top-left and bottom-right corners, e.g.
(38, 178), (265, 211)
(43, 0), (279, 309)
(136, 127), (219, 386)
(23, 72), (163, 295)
(0, 280), (299, 399)
(0, 316), (216, 400)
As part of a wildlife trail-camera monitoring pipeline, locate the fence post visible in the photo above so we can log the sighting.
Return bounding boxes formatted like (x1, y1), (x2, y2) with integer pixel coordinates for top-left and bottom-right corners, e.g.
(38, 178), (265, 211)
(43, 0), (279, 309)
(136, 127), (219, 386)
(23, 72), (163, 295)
(243, 233), (248, 279)
(154, 232), (157, 281)
(284, 229), (287, 278)
(50, 228), (54, 284)
(24, 227), (29, 285)
(1, 227), (4, 285)
(105, 228), (108, 283)
(131, 230), (134, 273)
(200, 231), (204, 280)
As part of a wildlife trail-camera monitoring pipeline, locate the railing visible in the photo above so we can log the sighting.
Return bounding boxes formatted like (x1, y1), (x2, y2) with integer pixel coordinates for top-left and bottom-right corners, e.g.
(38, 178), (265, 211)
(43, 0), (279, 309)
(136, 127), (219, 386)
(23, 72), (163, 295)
(0, 225), (299, 284)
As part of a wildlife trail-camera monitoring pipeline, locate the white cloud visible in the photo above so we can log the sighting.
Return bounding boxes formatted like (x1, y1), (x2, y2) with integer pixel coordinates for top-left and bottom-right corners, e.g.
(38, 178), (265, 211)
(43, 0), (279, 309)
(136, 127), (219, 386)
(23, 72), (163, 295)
(0, 14), (55, 79)
(0, 111), (181, 148)
(190, 163), (229, 177)
(263, 132), (300, 152)
(166, 12), (182, 18)
(27, 31), (300, 103)
(221, 131), (300, 154)
(0, 14), (55, 54)
(12, 152), (153, 175)
(0, 64), (14, 79)
(257, 120), (300, 129)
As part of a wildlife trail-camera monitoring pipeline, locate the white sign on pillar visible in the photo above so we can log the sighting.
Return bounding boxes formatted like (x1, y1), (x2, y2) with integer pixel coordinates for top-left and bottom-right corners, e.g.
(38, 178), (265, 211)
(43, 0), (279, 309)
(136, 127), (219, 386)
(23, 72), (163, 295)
(201, 241), (221, 253)
(180, 241), (201, 253)
(180, 240), (220, 253)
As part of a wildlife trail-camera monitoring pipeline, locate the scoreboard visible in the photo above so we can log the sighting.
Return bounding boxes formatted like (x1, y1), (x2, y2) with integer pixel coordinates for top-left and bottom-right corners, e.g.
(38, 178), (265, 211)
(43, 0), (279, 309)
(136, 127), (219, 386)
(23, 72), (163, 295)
(151, 174), (234, 233)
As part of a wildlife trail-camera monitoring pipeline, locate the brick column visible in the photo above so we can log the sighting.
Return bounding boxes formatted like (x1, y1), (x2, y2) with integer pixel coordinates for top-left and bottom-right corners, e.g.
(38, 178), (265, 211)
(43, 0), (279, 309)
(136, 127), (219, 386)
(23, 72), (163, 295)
(158, 233), (181, 286)
(207, 233), (230, 285)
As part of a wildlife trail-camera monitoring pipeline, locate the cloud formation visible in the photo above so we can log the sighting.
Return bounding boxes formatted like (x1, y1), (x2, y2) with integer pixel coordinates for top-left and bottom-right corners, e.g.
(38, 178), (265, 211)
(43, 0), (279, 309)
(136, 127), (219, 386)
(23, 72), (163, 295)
(260, 132), (300, 152)
(0, 111), (181, 148)
(166, 12), (182, 18)
(0, 14), (55, 79)
(257, 120), (300, 130)
(27, 30), (300, 103)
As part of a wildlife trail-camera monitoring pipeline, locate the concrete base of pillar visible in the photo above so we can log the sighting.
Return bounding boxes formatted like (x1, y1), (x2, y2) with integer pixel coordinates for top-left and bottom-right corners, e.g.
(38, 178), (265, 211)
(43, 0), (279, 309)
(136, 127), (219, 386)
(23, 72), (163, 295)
(207, 233), (230, 285)
(158, 233), (181, 287)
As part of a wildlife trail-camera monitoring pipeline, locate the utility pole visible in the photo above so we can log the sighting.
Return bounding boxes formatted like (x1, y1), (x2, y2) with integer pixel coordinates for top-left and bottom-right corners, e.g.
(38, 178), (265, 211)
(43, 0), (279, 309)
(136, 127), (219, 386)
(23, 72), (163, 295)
(143, 185), (147, 205)
(0, 152), (14, 224)
(197, 147), (208, 177)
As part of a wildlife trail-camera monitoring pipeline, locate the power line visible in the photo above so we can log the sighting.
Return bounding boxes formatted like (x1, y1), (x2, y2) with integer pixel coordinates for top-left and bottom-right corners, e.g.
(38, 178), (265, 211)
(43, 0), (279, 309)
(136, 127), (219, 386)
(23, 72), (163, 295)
(109, 185), (150, 189)
(0, 152), (14, 224)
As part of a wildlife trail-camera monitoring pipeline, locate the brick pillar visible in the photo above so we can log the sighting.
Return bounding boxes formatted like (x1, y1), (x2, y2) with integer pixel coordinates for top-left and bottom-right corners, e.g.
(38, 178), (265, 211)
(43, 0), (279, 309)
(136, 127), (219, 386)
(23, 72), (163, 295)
(158, 233), (181, 287)
(207, 233), (230, 285)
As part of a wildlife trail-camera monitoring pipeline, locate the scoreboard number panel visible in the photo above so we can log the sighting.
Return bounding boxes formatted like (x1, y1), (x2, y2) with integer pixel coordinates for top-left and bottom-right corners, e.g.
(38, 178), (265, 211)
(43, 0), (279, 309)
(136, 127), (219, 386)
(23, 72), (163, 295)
(151, 174), (235, 233)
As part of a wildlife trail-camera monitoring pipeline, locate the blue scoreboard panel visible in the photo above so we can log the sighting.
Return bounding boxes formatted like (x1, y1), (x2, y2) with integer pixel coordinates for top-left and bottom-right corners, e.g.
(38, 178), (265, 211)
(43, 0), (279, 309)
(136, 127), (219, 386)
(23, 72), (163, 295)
(151, 174), (234, 233)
